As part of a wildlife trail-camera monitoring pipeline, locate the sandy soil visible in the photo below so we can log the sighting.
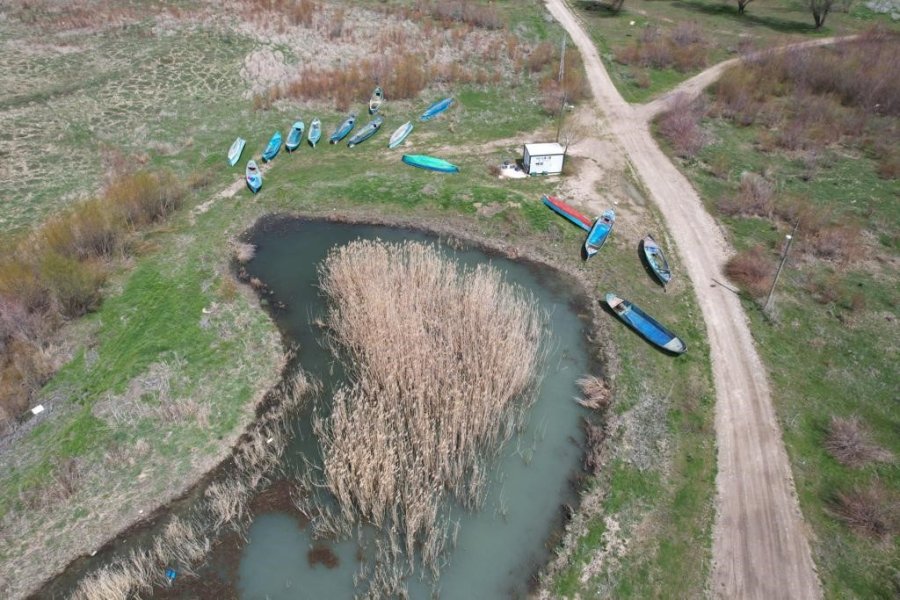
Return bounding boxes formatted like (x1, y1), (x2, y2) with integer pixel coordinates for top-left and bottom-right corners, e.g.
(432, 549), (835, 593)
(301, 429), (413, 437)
(544, 1), (822, 597)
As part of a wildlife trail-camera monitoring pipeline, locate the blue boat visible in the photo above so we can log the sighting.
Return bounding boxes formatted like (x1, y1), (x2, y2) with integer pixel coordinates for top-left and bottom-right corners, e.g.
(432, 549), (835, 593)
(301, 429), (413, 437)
(285, 121), (305, 152)
(402, 154), (459, 173)
(329, 112), (356, 144)
(420, 97), (453, 121)
(348, 115), (383, 147)
(641, 234), (672, 286)
(227, 137), (245, 167)
(245, 160), (262, 193)
(584, 210), (615, 259)
(262, 131), (282, 162)
(606, 293), (686, 354)
(308, 118), (321, 147)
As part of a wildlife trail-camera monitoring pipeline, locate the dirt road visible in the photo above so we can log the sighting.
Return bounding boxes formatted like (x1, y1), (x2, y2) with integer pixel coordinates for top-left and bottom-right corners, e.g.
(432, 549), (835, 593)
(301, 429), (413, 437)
(543, 1), (821, 597)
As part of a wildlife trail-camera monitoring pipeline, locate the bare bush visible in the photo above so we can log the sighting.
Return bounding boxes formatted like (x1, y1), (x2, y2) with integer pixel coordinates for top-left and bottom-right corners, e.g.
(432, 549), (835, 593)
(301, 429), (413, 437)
(719, 172), (774, 218)
(725, 245), (773, 297)
(825, 416), (894, 467)
(615, 23), (708, 73)
(233, 242), (257, 264)
(658, 93), (707, 159)
(310, 240), (544, 583)
(583, 420), (606, 476)
(829, 483), (898, 539)
(577, 375), (611, 411)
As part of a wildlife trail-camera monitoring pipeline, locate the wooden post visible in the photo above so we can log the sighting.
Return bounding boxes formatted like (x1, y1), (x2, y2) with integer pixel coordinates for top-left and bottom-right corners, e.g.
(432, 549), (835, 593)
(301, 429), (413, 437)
(764, 221), (799, 314)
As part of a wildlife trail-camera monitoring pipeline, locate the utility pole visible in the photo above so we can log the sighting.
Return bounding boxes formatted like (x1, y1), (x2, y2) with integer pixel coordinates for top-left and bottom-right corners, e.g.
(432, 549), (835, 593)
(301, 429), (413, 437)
(556, 36), (567, 143)
(764, 220), (800, 314)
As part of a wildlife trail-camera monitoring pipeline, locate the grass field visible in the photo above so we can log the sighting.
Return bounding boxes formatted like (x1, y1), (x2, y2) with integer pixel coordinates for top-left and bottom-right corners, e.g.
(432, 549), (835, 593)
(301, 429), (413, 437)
(568, 0), (900, 102)
(653, 36), (899, 597)
(0, 1), (717, 597)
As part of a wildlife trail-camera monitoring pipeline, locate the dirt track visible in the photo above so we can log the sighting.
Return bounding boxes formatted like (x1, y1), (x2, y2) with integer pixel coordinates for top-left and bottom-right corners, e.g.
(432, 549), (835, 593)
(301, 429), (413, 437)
(544, 1), (821, 597)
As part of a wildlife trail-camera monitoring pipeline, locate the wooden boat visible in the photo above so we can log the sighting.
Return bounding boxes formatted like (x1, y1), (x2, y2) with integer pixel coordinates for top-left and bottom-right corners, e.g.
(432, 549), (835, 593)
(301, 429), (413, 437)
(347, 115), (384, 147)
(541, 195), (592, 232)
(641, 234), (672, 286)
(285, 121), (305, 152)
(307, 118), (321, 147)
(368, 86), (384, 114)
(261, 131), (282, 162)
(584, 210), (615, 259)
(401, 154), (459, 173)
(227, 137), (245, 167)
(388, 121), (413, 149)
(605, 293), (686, 354)
(420, 97), (453, 121)
(245, 160), (262, 193)
(329, 112), (356, 144)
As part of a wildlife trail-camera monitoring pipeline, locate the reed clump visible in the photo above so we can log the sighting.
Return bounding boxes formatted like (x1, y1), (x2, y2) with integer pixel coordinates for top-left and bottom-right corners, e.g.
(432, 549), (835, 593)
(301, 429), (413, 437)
(307, 240), (544, 590)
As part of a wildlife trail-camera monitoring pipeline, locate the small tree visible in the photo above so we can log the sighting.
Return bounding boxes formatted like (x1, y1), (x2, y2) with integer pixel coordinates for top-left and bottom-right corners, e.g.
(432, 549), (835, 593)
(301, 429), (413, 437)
(737, 0), (754, 14)
(609, 0), (626, 12)
(808, 0), (835, 28)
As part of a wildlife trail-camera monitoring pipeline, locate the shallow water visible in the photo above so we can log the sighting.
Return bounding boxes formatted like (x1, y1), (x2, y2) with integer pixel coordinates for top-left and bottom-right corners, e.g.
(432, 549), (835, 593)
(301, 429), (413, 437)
(40, 218), (597, 599)
(234, 218), (594, 599)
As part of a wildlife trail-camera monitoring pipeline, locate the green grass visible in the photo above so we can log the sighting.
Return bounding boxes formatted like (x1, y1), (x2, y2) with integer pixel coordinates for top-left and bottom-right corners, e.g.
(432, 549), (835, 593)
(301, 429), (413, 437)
(653, 62), (900, 598)
(569, 0), (900, 102)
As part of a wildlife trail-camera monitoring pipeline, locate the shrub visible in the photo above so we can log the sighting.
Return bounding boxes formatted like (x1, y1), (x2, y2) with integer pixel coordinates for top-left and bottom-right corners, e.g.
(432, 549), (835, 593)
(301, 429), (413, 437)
(829, 483), (898, 539)
(615, 23), (708, 73)
(720, 172), (774, 218)
(657, 93), (706, 159)
(105, 170), (185, 229)
(39, 252), (105, 318)
(808, 223), (862, 263)
(825, 416), (893, 467)
(724, 245), (772, 297)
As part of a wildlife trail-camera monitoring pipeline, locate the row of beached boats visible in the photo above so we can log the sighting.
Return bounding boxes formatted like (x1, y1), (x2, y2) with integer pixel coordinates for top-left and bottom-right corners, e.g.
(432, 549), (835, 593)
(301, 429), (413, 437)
(227, 91), (459, 193)
(542, 195), (686, 355)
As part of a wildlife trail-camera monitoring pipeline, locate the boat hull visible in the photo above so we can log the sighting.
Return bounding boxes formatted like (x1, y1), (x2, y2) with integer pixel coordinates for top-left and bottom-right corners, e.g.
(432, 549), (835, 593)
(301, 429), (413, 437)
(262, 132), (282, 162)
(420, 97), (453, 121)
(285, 122), (305, 152)
(641, 235), (672, 285)
(584, 210), (615, 258)
(308, 119), (321, 147)
(606, 293), (686, 354)
(329, 114), (356, 144)
(541, 195), (592, 232)
(402, 154), (459, 173)
(388, 122), (413, 149)
(228, 137), (245, 167)
(369, 86), (384, 114)
(347, 116), (384, 147)
(245, 161), (262, 193)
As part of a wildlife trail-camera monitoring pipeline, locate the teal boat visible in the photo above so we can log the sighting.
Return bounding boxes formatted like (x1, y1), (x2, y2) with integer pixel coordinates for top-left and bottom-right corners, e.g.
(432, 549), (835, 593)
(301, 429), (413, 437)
(606, 293), (686, 354)
(584, 210), (615, 259)
(285, 121), (305, 152)
(420, 97), (453, 121)
(245, 160), (262, 193)
(388, 121), (413, 149)
(347, 115), (384, 147)
(308, 118), (321, 147)
(329, 112), (356, 144)
(262, 131), (281, 162)
(641, 234), (672, 286)
(402, 154), (459, 173)
(227, 137), (245, 167)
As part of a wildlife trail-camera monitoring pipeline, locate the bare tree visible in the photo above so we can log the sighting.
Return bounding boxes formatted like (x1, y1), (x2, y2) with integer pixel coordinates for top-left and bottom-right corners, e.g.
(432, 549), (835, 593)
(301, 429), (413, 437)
(808, 0), (835, 28)
(737, 0), (754, 14)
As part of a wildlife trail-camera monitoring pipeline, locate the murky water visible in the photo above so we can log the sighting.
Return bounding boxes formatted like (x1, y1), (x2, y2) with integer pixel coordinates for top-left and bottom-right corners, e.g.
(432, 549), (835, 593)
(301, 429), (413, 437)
(41, 218), (597, 599)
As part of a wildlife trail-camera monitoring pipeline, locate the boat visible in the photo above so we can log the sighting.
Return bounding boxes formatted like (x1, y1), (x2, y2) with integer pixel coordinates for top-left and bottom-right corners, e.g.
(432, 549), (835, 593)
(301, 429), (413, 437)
(541, 195), (592, 232)
(641, 234), (672, 286)
(347, 115), (384, 147)
(388, 121), (413, 149)
(368, 86), (384, 114)
(329, 112), (356, 144)
(420, 97), (453, 121)
(584, 210), (615, 259)
(245, 160), (262, 193)
(227, 137), (245, 166)
(285, 121), (305, 152)
(401, 154), (459, 173)
(262, 131), (282, 162)
(308, 118), (321, 147)
(605, 293), (686, 354)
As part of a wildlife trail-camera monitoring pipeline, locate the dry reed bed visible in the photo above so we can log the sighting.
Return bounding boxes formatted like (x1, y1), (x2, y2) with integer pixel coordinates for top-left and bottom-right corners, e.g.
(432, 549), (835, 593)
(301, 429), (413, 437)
(300, 240), (545, 594)
(69, 370), (313, 600)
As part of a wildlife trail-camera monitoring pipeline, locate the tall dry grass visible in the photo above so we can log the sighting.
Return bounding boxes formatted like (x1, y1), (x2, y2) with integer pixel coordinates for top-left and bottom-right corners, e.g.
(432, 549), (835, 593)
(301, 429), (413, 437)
(71, 368), (313, 599)
(302, 240), (544, 592)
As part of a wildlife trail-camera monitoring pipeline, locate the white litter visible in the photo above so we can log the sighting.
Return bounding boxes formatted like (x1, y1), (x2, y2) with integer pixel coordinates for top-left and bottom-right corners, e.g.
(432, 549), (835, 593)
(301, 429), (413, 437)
(31, 405), (44, 415)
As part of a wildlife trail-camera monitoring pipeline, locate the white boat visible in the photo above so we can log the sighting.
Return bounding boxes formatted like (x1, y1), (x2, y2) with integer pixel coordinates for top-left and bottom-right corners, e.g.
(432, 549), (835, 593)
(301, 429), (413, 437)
(388, 121), (413, 149)
(228, 137), (246, 166)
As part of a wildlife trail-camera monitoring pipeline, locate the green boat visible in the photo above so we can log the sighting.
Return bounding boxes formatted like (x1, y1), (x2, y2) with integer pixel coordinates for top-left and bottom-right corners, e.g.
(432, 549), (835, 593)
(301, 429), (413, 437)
(401, 154), (459, 173)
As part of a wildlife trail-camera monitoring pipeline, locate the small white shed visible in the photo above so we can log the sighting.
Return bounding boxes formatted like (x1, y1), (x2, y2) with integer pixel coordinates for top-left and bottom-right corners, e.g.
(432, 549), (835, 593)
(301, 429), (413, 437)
(523, 142), (566, 176)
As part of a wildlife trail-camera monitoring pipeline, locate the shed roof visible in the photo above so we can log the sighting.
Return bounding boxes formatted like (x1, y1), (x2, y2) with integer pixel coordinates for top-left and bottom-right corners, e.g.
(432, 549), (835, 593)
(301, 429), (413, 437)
(524, 142), (565, 156)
